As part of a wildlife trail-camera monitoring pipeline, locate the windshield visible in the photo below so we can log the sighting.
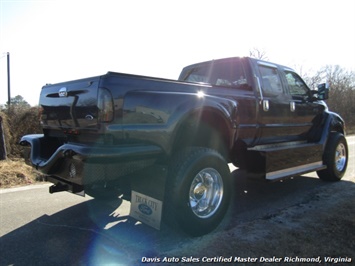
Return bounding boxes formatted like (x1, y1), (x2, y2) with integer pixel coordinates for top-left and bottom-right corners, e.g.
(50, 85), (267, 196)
(179, 59), (248, 89)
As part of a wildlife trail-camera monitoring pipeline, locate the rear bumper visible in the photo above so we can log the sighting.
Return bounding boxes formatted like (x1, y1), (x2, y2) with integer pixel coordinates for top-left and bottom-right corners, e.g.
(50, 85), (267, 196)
(20, 134), (162, 185)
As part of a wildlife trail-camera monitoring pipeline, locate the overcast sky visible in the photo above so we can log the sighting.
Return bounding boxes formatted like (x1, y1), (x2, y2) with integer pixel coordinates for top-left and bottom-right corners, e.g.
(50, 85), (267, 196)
(1, 0), (355, 106)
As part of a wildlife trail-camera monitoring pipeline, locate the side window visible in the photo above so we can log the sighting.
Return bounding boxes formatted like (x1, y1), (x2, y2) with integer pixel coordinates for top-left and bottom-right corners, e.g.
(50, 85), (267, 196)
(258, 65), (283, 97)
(211, 61), (249, 89)
(285, 71), (309, 97)
(181, 60), (250, 90)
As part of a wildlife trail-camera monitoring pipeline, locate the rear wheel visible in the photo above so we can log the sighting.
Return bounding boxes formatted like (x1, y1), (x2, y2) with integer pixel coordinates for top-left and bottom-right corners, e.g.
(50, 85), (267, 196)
(165, 147), (231, 236)
(317, 132), (348, 181)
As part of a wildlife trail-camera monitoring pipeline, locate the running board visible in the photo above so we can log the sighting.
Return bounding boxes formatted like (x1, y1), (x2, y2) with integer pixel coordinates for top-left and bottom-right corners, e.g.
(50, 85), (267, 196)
(265, 161), (326, 180)
(246, 142), (325, 180)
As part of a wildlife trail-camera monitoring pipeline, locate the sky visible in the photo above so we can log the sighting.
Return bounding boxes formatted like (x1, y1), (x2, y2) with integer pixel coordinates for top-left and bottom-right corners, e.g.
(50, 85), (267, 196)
(1, 0), (355, 106)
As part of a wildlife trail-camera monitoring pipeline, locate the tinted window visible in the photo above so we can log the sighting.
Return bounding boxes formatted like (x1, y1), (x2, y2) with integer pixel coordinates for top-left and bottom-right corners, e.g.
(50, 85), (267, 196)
(258, 65), (283, 97)
(181, 60), (249, 89)
(285, 71), (309, 96)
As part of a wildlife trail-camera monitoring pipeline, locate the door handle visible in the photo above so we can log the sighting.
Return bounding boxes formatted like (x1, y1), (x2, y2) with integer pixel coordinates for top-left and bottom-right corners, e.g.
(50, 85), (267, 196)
(263, 100), (269, 112)
(290, 101), (296, 112)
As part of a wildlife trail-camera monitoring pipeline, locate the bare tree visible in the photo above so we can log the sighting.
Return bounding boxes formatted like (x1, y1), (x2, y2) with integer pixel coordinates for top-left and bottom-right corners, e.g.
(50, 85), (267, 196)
(249, 48), (269, 60)
(304, 65), (355, 130)
(1, 96), (41, 157)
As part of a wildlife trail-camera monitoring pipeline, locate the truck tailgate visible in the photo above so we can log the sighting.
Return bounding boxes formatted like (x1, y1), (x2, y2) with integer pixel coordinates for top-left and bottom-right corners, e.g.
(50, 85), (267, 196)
(40, 77), (101, 131)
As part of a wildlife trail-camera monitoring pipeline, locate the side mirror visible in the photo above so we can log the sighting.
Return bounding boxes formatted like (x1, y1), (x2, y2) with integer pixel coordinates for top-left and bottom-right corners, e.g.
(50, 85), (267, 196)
(317, 83), (329, 100)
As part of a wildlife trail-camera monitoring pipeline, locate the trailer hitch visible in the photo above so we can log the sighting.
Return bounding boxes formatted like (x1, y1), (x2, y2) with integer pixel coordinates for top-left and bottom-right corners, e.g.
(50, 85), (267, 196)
(46, 176), (85, 196)
(49, 183), (69, 194)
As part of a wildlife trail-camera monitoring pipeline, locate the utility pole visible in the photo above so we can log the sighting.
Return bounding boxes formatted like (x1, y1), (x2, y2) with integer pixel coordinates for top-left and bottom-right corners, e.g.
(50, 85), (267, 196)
(0, 52), (10, 159)
(0, 115), (7, 160)
(7, 52), (11, 107)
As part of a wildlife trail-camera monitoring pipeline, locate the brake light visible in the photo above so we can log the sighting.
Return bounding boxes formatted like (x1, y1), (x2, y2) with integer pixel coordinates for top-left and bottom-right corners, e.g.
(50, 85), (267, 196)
(98, 88), (114, 122)
(38, 106), (44, 125)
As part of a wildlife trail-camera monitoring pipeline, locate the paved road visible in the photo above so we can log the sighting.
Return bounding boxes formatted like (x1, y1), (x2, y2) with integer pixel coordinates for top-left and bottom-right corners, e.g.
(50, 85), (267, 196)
(1, 136), (354, 265)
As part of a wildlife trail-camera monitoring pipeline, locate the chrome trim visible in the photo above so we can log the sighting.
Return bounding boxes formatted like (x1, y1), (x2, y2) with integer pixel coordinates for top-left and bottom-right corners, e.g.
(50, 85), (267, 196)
(85, 115), (94, 120)
(254, 75), (263, 100)
(189, 168), (224, 219)
(335, 143), (347, 172)
(59, 87), (68, 97)
(290, 101), (296, 112)
(248, 140), (307, 151)
(263, 99), (269, 112)
(266, 161), (324, 180)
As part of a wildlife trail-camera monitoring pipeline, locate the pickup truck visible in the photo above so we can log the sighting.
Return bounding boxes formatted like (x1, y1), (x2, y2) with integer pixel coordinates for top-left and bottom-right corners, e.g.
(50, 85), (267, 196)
(21, 57), (348, 236)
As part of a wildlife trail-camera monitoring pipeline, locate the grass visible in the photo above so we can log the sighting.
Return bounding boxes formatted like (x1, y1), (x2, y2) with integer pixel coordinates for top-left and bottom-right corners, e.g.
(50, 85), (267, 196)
(0, 158), (44, 188)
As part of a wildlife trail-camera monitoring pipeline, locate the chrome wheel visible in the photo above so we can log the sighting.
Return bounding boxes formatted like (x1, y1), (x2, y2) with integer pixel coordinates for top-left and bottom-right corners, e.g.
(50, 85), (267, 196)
(189, 168), (224, 218)
(166, 147), (231, 236)
(335, 143), (347, 172)
(317, 132), (348, 182)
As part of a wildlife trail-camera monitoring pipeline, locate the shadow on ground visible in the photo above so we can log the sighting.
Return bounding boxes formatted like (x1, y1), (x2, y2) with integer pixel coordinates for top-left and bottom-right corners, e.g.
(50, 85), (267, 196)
(0, 169), (352, 265)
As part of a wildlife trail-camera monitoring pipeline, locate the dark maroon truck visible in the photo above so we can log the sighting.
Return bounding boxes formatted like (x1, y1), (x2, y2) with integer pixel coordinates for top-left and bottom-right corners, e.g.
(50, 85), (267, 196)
(21, 57), (348, 236)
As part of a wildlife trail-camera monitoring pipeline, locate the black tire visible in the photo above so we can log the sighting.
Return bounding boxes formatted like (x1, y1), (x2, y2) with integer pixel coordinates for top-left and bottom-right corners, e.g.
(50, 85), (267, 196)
(164, 147), (231, 236)
(317, 132), (348, 181)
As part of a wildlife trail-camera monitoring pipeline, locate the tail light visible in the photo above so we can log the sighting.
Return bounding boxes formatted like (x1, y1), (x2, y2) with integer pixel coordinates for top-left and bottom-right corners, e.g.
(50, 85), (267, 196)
(98, 88), (114, 122)
(38, 106), (45, 125)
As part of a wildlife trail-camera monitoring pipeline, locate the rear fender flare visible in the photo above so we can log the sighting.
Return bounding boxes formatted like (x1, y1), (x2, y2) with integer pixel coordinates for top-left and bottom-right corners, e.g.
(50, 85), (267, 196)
(170, 97), (237, 157)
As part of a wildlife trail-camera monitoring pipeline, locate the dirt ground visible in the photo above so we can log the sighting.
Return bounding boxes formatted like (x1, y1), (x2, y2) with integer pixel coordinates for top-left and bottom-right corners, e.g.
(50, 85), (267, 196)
(161, 178), (355, 265)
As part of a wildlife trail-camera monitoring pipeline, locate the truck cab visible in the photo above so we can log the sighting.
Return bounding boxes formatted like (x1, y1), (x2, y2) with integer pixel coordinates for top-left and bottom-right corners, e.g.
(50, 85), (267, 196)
(179, 57), (331, 146)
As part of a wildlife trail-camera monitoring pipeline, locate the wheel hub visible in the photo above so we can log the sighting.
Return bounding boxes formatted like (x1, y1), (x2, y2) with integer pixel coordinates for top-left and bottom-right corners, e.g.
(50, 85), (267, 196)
(335, 143), (347, 172)
(189, 168), (223, 218)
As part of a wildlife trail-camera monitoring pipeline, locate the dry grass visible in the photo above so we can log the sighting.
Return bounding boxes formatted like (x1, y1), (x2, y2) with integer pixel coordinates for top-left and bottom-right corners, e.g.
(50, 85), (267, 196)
(0, 159), (44, 188)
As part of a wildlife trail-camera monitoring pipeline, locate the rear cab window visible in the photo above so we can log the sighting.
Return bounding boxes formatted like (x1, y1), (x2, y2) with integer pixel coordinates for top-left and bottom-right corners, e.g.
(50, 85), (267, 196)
(179, 59), (251, 90)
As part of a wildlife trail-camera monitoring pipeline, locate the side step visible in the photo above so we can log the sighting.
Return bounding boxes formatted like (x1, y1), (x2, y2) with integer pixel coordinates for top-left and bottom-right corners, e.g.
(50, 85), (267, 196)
(246, 142), (326, 180)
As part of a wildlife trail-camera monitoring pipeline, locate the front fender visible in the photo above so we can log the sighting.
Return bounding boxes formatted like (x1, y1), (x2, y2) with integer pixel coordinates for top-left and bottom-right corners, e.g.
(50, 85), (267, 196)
(319, 111), (346, 148)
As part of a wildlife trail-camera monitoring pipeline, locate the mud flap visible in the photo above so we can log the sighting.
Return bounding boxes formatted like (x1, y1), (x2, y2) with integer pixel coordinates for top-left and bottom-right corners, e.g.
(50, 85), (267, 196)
(129, 165), (167, 230)
(130, 191), (163, 230)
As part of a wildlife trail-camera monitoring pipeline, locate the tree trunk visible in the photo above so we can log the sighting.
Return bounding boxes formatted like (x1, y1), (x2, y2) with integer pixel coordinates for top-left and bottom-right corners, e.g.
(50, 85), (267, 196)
(0, 116), (7, 160)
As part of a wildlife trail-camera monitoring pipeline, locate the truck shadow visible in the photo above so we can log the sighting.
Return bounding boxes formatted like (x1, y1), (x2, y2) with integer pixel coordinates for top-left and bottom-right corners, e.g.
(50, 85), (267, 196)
(1, 170), (352, 265)
(0, 194), (187, 265)
(223, 169), (335, 229)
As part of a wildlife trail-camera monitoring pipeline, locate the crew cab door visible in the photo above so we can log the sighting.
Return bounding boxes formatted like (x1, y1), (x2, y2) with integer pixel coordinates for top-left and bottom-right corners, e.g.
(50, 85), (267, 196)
(256, 63), (295, 144)
(282, 70), (326, 140)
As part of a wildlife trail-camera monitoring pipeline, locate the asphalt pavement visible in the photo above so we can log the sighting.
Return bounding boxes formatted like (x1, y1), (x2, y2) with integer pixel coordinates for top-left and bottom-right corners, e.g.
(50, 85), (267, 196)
(1, 136), (354, 265)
